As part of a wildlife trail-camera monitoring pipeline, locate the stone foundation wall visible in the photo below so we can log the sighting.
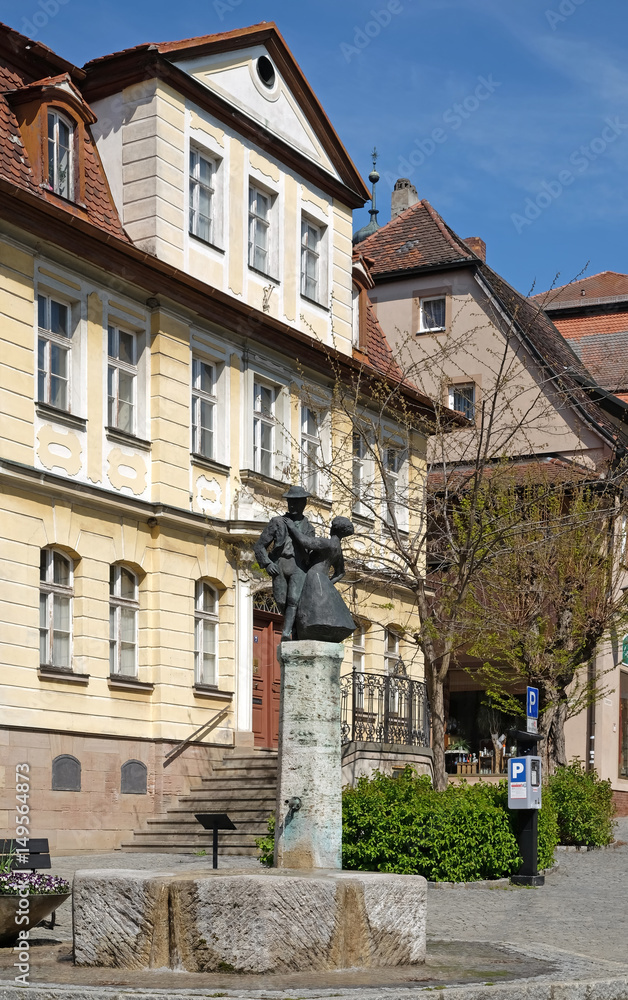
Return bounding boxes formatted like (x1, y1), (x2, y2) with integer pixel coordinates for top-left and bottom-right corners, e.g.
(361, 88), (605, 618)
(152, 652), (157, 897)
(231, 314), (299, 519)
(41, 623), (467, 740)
(0, 727), (226, 854)
(341, 741), (433, 786)
(612, 790), (628, 817)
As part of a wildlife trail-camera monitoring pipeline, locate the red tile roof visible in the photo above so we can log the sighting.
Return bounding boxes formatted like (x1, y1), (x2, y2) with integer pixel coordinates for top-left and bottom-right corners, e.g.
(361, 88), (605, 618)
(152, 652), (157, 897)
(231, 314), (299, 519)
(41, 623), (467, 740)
(83, 22), (275, 65)
(0, 59), (128, 241)
(357, 199), (473, 276)
(553, 311), (628, 341)
(531, 271), (628, 306)
(362, 298), (405, 382)
(567, 331), (628, 394)
(359, 195), (626, 446)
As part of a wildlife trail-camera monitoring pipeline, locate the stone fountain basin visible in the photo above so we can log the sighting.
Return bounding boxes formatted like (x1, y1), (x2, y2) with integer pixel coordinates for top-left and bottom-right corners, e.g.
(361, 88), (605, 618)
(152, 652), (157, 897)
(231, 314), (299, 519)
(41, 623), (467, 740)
(73, 867), (426, 973)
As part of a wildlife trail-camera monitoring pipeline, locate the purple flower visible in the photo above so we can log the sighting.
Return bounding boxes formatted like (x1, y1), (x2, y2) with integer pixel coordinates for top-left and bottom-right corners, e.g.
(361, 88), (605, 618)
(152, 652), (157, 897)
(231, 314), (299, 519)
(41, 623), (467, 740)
(0, 872), (70, 896)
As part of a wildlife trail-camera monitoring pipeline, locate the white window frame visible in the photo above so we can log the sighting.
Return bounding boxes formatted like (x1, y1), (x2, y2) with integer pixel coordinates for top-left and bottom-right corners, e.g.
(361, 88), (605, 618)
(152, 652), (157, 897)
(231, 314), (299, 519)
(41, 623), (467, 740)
(195, 581), (219, 687)
(109, 565), (139, 678)
(384, 627), (400, 675)
(384, 446), (402, 527)
(248, 184), (274, 277)
(448, 383), (475, 421)
(419, 295), (446, 333)
(107, 324), (137, 435)
(189, 146), (216, 245)
(37, 293), (72, 411)
(47, 109), (74, 200)
(39, 549), (73, 669)
(192, 356), (217, 460)
(301, 217), (321, 302)
(301, 404), (321, 495)
(353, 625), (366, 674)
(253, 379), (277, 479)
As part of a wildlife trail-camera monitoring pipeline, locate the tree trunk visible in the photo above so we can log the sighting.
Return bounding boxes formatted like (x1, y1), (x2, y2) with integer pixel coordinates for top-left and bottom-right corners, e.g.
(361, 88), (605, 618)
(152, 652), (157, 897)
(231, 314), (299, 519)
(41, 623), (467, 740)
(429, 670), (447, 791)
(547, 697), (568, 773)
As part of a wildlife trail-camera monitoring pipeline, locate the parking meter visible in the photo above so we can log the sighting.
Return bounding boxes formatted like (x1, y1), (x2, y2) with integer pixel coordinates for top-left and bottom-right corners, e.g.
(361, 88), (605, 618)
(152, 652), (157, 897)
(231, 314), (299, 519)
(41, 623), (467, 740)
(508, 756), (542, 809)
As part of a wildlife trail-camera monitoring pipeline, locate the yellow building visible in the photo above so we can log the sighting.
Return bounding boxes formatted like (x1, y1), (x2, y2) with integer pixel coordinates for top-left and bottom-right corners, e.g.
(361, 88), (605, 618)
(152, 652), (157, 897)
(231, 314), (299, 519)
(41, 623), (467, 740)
(0, 23), (437, 853)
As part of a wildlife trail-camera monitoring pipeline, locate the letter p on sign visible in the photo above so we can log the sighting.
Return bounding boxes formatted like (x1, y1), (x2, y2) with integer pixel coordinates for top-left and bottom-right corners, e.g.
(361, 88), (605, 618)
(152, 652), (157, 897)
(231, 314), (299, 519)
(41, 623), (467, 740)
(527, 686), (539, 719)
(511, 760), (525, 780)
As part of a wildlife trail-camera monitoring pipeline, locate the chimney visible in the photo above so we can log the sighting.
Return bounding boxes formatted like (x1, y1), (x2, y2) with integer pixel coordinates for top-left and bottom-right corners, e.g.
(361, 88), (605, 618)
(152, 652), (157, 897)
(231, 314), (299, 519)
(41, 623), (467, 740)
(464, 237), (486, 262)
(391, 177), (419, 219)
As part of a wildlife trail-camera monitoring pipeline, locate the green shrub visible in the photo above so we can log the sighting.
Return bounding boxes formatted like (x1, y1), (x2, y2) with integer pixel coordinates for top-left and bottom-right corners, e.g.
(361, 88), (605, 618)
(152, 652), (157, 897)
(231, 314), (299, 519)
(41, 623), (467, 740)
(548, 759), (615, 847)
(256, 813), (275, 867)
(342, 768), (523, 881)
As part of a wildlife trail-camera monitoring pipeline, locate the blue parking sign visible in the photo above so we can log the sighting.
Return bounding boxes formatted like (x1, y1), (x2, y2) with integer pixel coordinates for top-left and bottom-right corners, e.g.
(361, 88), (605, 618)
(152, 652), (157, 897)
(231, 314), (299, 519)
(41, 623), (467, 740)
(527, 686), (539, 719)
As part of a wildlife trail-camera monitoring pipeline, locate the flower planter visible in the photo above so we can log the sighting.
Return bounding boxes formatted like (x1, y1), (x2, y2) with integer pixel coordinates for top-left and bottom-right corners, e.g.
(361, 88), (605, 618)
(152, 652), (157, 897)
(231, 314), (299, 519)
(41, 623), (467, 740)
(0, 893), (70, 947)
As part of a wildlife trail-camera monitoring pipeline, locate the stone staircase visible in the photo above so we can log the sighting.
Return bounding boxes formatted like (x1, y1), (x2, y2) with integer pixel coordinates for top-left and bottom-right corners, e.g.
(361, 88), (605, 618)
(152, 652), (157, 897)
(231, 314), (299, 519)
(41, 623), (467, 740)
(120, 749), (277, 856)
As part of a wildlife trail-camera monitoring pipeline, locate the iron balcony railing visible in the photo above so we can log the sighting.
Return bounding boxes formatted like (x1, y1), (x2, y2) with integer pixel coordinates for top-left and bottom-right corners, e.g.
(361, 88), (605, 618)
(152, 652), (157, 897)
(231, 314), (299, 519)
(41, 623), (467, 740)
(341, 667), (431, 747)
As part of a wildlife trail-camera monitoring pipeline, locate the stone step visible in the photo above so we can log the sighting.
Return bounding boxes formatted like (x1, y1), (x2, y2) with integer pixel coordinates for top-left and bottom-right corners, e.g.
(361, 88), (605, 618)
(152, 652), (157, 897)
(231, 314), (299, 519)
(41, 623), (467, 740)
(125, 832), (261, 848)
(155, 806), (274, 820)
(180, 777), (277, 795)
(120, 844), (261, 856)
(196, 773), (277, 786)
(144, 816), (267, 839)
(213, 758), (278, 771)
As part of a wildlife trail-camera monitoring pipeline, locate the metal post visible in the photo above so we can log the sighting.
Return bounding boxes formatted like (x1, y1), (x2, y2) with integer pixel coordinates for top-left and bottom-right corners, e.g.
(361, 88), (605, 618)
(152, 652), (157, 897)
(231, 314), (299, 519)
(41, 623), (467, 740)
(212, 826), (218, 870)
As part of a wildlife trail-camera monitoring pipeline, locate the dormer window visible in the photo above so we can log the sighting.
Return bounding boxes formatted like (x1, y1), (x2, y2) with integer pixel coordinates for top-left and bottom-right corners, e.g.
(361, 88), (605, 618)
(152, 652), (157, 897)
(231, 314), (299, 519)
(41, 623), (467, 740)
(47, 110), (74, 200)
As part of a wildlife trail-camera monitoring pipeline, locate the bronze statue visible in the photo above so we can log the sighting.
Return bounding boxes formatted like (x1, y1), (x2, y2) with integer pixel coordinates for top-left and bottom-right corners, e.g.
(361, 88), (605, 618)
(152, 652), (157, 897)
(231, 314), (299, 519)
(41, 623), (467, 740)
(253, 485), (316, 641)
(283, 515), (356, 642)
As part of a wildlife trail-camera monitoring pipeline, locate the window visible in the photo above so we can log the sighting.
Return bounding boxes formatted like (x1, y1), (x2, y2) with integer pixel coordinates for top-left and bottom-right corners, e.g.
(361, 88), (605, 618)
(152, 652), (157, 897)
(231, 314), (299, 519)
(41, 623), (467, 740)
(384, 447), (401, 526)
(419, 295), (446, 332)
(620, 671), (628, 778)
(192, 357), (216, 459)
(195, 581), (218, 686)
(301, 218), (321, 301)
(109, 565), (138, 677)
(301, 406), (320, 495)
(353, 626), (366, 673)
(107, 325), (137, 434)
(253, 381), (276, 478)
(249, 185), (272, 274)
(47, 110), (73, 199)
(384, 628), (400, 675)
(37, 294), (71, 410)
(448, 383), (475, 421)
(40, 549), (73, 669)
(189, 148), (215, 244)
(353, 431), (365, 512)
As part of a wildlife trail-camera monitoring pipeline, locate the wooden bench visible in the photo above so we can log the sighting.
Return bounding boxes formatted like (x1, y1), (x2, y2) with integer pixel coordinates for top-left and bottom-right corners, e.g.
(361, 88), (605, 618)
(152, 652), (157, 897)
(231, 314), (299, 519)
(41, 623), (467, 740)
(0, 839), (58, 928)
(0, 839), (52, 872)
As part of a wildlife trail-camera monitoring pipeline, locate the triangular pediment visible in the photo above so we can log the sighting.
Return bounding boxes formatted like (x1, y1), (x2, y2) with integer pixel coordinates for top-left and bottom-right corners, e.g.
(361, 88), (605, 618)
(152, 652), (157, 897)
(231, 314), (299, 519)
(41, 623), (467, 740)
(173, 44), (341, 180)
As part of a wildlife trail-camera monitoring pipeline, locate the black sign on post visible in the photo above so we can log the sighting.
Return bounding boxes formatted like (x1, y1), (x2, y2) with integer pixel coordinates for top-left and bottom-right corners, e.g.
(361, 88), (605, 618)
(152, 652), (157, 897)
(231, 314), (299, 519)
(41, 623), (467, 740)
(194, 813), (236, 869)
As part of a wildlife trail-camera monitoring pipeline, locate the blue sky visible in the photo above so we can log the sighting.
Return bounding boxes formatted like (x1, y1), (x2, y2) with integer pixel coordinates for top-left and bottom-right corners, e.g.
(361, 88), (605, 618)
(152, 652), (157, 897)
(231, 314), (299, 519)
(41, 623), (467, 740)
(4, 0), (628, 294)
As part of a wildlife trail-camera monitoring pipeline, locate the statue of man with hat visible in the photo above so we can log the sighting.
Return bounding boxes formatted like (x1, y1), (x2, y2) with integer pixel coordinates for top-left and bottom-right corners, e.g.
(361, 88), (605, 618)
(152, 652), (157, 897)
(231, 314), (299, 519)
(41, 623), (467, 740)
(254, 485), (316, 641)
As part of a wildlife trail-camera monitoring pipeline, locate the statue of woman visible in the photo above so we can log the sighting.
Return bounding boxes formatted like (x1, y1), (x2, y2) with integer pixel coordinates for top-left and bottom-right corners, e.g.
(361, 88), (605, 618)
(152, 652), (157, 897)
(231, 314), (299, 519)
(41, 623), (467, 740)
(283, 515), (356, 642)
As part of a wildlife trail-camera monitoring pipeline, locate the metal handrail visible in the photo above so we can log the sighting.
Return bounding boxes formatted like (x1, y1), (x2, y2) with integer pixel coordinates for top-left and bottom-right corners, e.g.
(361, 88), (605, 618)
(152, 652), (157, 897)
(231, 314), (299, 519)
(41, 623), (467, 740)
(163, 705), (230, 768)
(341, 669), (430, 747)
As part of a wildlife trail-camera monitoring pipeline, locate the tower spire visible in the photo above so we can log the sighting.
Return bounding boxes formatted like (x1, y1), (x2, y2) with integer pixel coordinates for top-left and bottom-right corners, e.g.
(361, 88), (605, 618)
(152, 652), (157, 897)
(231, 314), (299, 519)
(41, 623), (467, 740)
(352, 146), (381, 244)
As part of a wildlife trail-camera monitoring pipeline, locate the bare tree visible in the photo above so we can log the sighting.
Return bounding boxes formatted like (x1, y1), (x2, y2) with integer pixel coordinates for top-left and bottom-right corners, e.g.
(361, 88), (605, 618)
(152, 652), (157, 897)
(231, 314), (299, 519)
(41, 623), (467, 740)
(463, 479), (628, 774)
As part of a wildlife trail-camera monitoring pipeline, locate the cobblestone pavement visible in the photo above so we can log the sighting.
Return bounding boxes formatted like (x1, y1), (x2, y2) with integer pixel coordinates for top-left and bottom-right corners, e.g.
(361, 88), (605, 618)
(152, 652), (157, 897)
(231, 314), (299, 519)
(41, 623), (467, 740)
(427, 818), (628, 966)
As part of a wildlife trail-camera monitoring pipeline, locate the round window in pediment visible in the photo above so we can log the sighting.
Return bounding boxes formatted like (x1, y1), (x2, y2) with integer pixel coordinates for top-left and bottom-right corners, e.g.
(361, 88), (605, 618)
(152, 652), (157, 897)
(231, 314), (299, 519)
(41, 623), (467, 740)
(256, 55), (276, 89)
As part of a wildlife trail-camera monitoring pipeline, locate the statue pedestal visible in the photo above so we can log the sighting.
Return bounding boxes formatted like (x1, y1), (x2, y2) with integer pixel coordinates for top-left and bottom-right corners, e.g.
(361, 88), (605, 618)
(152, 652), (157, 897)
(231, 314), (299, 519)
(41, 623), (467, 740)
(274, 640), (344, 869)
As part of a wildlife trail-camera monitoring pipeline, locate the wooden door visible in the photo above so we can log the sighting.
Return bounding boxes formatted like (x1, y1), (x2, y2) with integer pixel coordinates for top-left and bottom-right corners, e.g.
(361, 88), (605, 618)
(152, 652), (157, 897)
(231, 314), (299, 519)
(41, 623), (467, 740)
(252, 612), (282, 749)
